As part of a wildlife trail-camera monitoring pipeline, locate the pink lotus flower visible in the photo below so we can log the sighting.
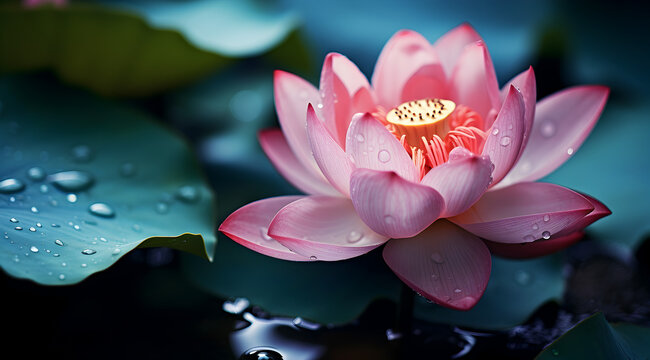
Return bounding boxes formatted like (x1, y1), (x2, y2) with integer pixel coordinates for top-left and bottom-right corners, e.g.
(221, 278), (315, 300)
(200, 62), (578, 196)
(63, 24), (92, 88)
(220, 24), (610, 310)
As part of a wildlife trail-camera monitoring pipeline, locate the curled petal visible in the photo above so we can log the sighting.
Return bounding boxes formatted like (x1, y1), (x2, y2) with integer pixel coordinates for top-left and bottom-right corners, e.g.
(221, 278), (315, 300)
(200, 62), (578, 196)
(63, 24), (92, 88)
(383, 220), (491, 310)
(450, 182), (594, 243)
(219, 196), (310, 261)
(485, 231), (584, 259)
(372, 30), (445, 108)
(350, 168), (444, 238)
(499, 66), (537, 149)
(306, 105), (355, 196)
(432, 23), (483, 77)
(346, 113), (419, 182)
(482, 85), (526, 186)
(498, 86), (610, 186)
(555, 192), (611, 237)
(268, 196), (389, 261)
(421, 147), (493, 217)
(259, 129), (338, 196)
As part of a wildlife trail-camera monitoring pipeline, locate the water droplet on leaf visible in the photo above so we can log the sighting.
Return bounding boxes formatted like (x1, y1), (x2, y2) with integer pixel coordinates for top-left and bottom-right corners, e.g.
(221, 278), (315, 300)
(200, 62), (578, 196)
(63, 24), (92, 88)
(88, 203), (115, 218)
(0, 178), (25, 193)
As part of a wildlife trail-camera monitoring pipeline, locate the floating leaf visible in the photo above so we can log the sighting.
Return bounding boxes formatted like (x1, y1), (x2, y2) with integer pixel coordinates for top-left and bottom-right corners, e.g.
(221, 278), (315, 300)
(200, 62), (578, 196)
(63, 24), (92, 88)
(537, 313), (650, 360)
(414, 253), (565, 330)
(0, 74), (216, 285)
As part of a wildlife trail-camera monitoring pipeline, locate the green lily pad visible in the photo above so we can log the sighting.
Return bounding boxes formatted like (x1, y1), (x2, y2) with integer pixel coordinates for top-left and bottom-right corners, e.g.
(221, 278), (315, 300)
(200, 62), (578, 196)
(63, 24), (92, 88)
(0, 3), (229, 96)
(537, 312), (650, 360)
(182, 233), (401, 325)
(0, 74), (216, 285)
(414, 253), (565, 330)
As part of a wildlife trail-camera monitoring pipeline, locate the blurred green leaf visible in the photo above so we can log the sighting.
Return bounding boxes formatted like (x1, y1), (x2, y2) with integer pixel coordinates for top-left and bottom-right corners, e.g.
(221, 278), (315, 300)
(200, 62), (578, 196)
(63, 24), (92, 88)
(414, 254), (565, 330)
(0, 74), (216, 285)
(536, 313), (650, 360)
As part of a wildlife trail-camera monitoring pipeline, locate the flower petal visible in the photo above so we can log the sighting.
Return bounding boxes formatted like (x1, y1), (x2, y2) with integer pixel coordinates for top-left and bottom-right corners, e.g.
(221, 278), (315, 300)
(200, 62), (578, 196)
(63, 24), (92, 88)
(485, 231), (584, 259)
(482, 85), (526, 186)
(555, 192), (611, 237)
(306, 105), (355, 196)
(345, 112), (419, 182)
(383, 220), (491, 310)
(350, 168), (444, 238)
(449, 41), (500, 120)
(421, 147), (493, 217)
(371, 30), (445, 108)
(219, 196), (310, 261)
(498, 86), (610, 186)
(320, 53), (375, 146)
(499, 66), (537, 148)
(432, 23), (483, 77)
(273, 70), (323, 175)
(268, 196), (389, 261)
(450, 182), (594, 243)
(259, 129), (338, 196)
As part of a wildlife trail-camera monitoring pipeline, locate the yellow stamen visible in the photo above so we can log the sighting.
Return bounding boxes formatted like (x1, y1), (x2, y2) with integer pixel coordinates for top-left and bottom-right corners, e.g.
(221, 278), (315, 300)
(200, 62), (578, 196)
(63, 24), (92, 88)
(386, 99), (455, 149)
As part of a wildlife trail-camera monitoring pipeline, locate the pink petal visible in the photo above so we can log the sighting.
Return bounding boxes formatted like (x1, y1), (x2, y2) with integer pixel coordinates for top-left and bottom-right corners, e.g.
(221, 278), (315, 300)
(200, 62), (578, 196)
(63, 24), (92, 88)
(219, 196), (310, 261)
(383, 220), (491, 310)
(273, 70), (324, 175)
(485, 231), (584, 259)
(350, 168), (444, 238)
(449, 41), (501, 120)
(432, 23), (483, 77)
(450, 182), (594, 243)
(421, 147), (493, 217)
(499, 66), (536, 143)
(498, 86), (610, 186)
(259, 129), (338, 196)
(555, 192), (611, 237)
(345, 113), (419, 183)
(306, 105), (355, 196)
(319, 53), (375, 146)
(371, 30), (446, 108)
(267, 196), (389, 261)
(482, 85), (526, 186)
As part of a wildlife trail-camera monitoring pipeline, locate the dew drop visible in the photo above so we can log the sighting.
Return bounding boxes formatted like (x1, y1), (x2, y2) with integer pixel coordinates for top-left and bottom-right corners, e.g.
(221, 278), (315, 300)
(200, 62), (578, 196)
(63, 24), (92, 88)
(378, 150), (391, 163)
(112, 248), (121, 255)
(492, 128), (499, 135)
(58, 274), (65, 280)
(55, 239), (64, 246)
(430, 252), (444, 264)
(317, 103), (324, 109)
(384, 215), (395, 224)
(543, 214), (550, 222)
(532, 223), (539, 230)
(155, 202), (169, 214)
(27, 167), (46, 181)
(541, 121), (556, 138)
(53, 253), (60, 257)
(0, 178), (25, 193)
(29, 227), (36, 232)
(567, 147), (574, 155)
(14, 226), (23, 231)
(309, 255), (317, 261)
(81, 249), (97, 255)
(259, 227), (273, 241)
(81, 263), (87, 268)
(346, 231), (364, 243)
(523, 234), (535, 241)
(30, 206), (38, 213)
(66, 194), (78, 203)
(36, 223), (42, 228)
(176, 185), (200, 203)
(49, 171), (94, 192)
(9, 218), (18, 223)
(542, 231), (551, 240)
(355, 134), (365, 142)
(30, 246), (39, 253)
(454, 288), (462, 293)
(500, 136), (511, 146)
(88, 203), (115, 218)
(39, 184), (48, 193)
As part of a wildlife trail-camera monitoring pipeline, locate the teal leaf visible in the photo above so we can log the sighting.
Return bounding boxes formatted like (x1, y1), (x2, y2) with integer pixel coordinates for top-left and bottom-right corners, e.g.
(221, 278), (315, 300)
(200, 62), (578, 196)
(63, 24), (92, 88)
(414, 254), (565, 330)
(182, 235), (401, 325)
(0, 74), (216, 285)
(536, 313), (650, 360)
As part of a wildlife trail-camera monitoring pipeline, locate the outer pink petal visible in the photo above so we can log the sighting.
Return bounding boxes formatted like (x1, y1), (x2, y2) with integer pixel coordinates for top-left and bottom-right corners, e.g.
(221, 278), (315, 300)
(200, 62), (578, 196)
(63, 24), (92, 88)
(432, 23), (483, 77)
(306, 105), (354, 196)
(499, 66), (537, 152)
(350, 168), (444, 239)
(383, 220), (491, 310)
(554, 192), (611, 237)
(421, 147), (493, 217)
(485, 231), (584, 259)
(273, 70), (324, 175)
(450, 182), (594, 243)
(449, 41), (501, 120)
(259, 129), (338, 196)
(320, 53), (375, 146)
(345, 113), (419, 183)
(267, 196), (389, 261)
(219, 196), (310, 261)
(482, 85), (526, 186)
(371, 30), (446, 108)
(498, 86), (610, 186)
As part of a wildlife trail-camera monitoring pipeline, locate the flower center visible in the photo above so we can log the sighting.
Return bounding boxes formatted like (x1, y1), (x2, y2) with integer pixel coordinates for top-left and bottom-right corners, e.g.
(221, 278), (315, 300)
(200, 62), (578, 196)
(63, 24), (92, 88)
(386, 99), (456, 149)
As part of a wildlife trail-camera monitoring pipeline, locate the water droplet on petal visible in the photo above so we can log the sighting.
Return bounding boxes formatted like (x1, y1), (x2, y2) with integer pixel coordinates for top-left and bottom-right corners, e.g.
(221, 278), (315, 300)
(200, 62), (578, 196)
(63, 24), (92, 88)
(88, 203), (115, 218)
(384, 215), (395, 225)
(0, 178), (25, 193)
(355, 134), (365, 142)
(567, 147), (574, 155)
(532, 223), (539, 230)
(317, 103), (324, 109)
(523, 234), (535, 241)
(27, 167), (46, 181)
(346, 231), (364, 243)
(49, 171), (94, 192)
(81, 249), (97, 255)
(309, 255), (317, 261)
(30, 246), (39, 253)
(378, 150), (391, 163)
(454, 288), (462, 293)
(492, 128), (499, 135)
(542, 231), (551, 240)
(430, 252), (444, 264)
(543, 214), (550, 222)
(500, 136), (511, 146)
